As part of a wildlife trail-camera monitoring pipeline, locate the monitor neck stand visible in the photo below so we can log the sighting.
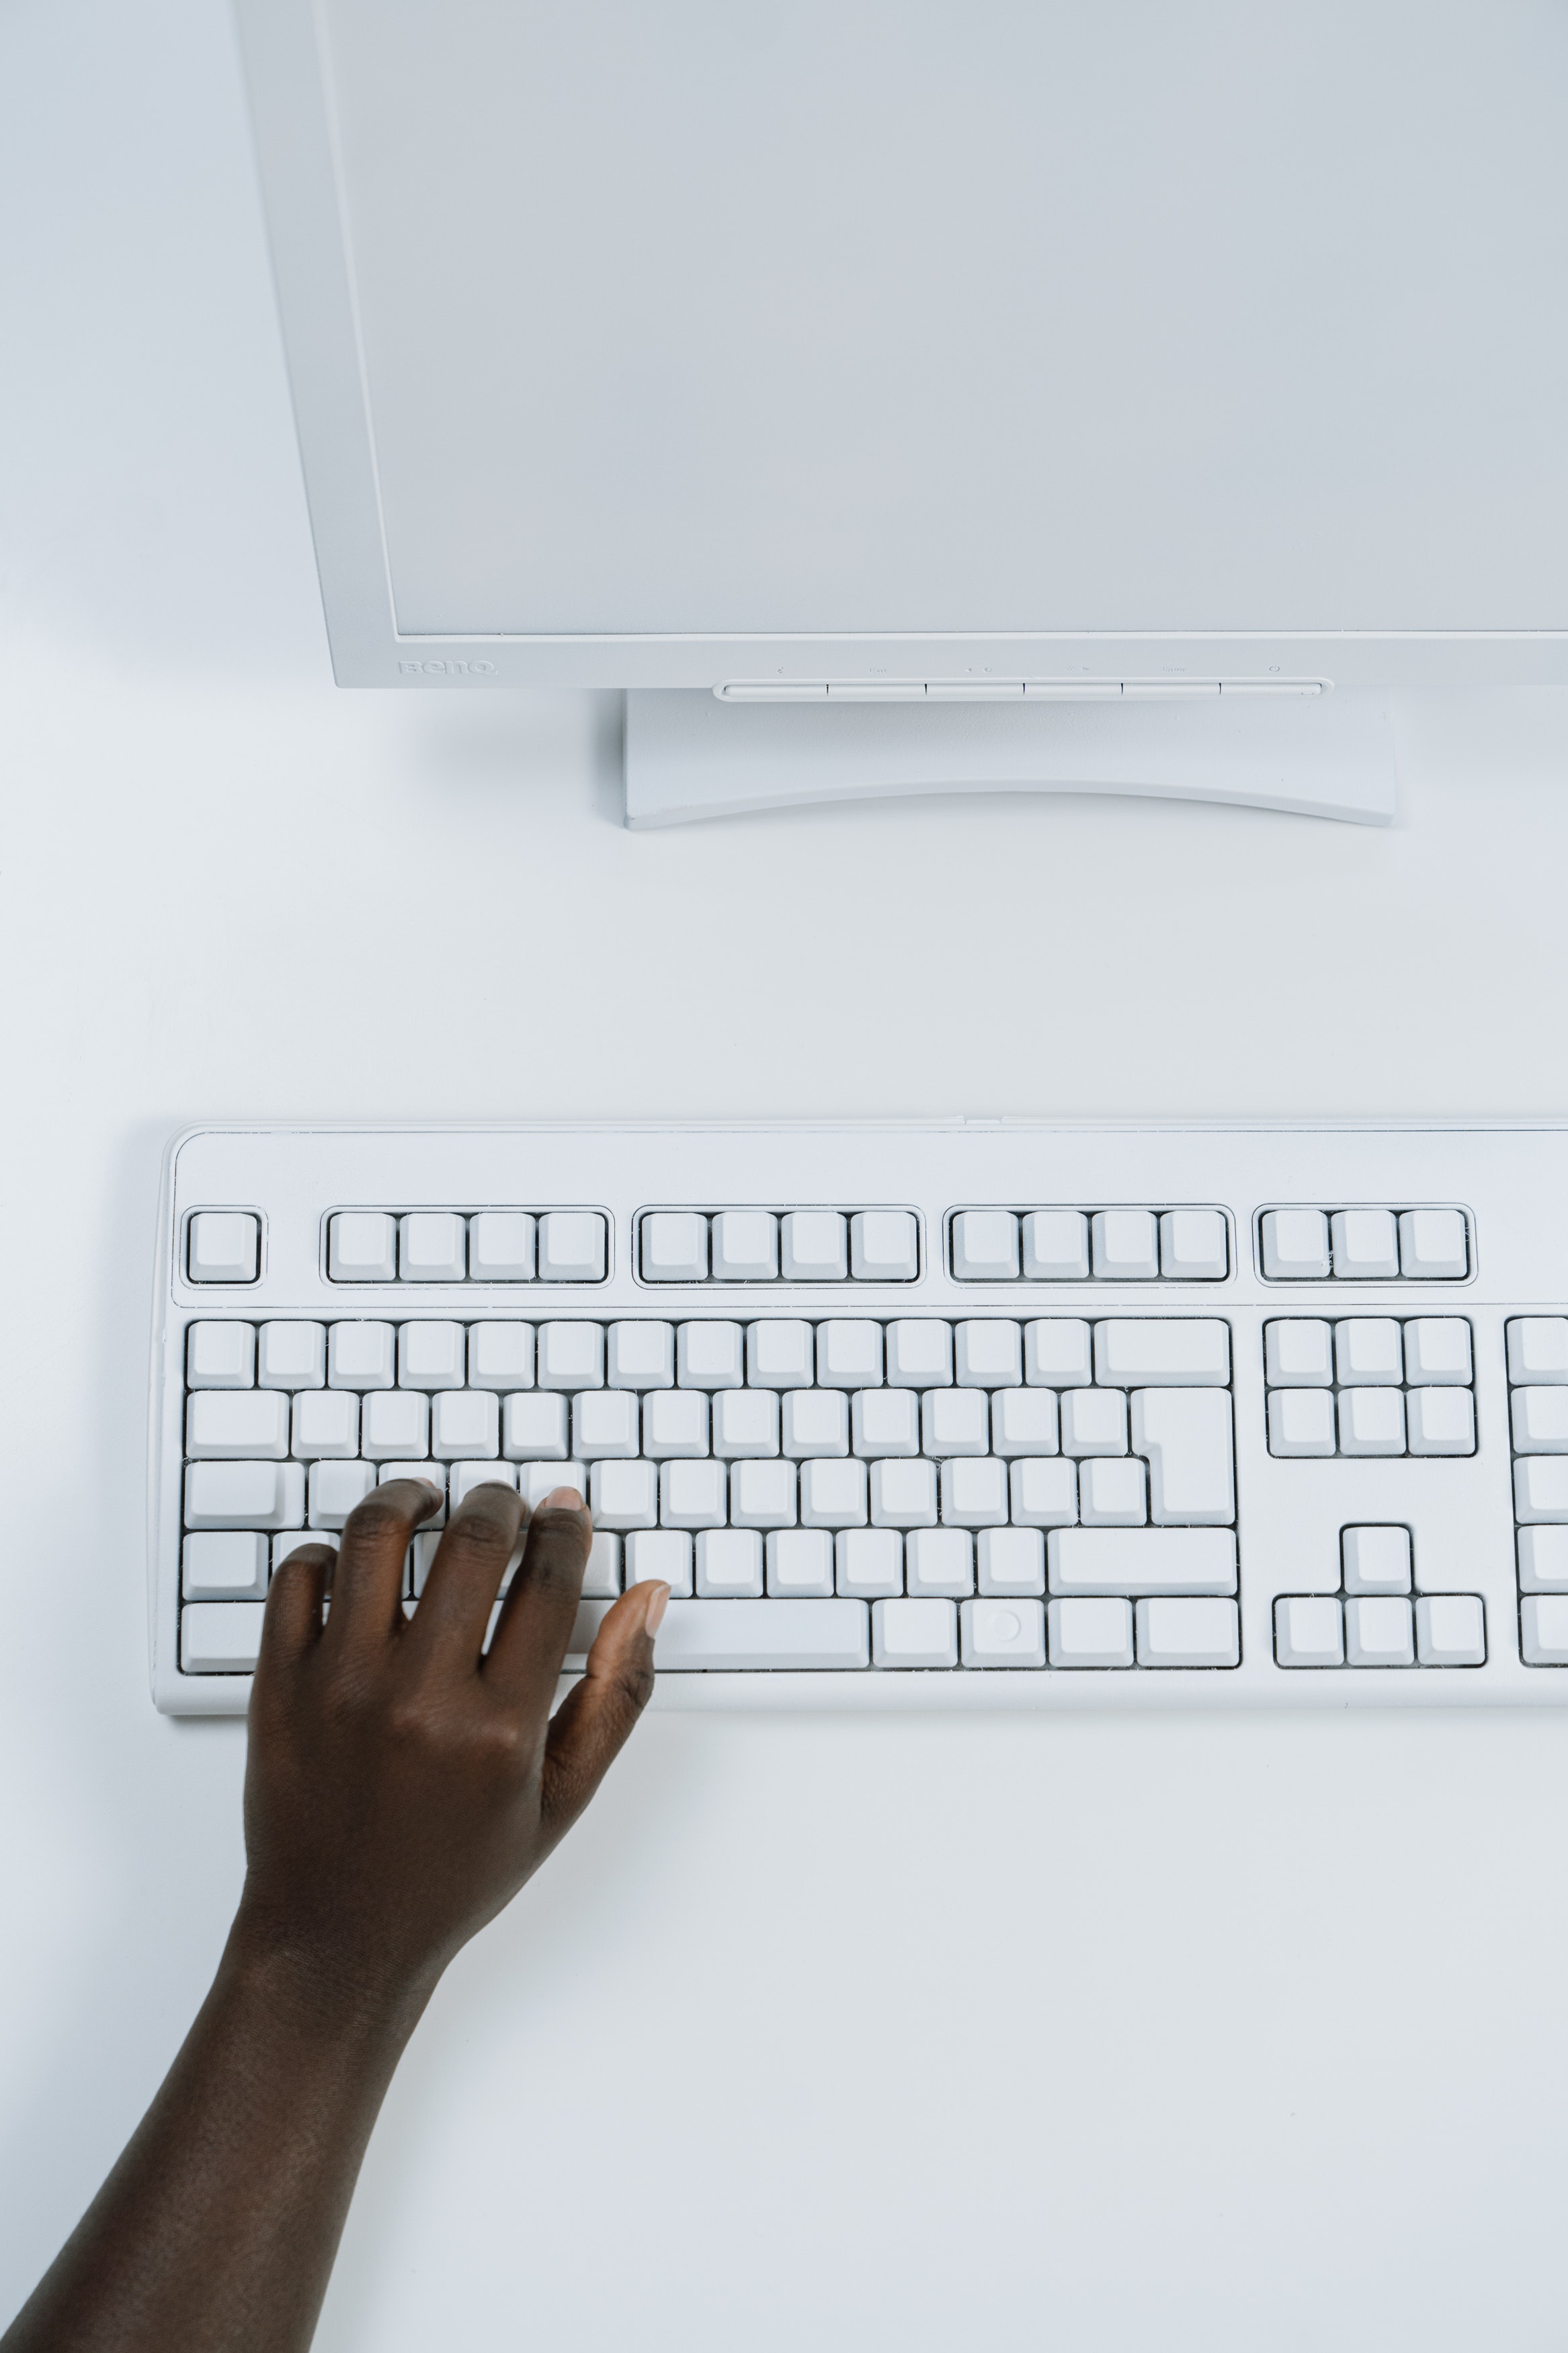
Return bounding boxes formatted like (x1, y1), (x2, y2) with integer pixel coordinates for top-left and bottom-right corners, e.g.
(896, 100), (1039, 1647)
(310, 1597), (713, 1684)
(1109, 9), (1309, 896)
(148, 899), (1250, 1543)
(622, 689), (1394, 829)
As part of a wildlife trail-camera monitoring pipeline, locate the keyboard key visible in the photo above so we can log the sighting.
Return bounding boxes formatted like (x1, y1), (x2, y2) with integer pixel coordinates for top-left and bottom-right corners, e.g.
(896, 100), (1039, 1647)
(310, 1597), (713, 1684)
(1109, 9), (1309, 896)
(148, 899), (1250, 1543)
(836, 1528), (904, 1597)
(1024, 1319), (1094, 1387)
(851, 1211), (919, 1281)
(1345, 1595), (1414, 1667)
(804, 1449), (865, 1525)
(955, 1320), (1022, 1388)
(1405, 1386), (1475, 1456)
(817, 1320), (883, 1390)
(853, 1388), (920, 1457)
(780, 1211), (848, 1281)
(869, 1458), (938, 1527)
(397, 1320), (466, 1390)
(467, 1211), (535, 1281)
(729, 1460), (798, 1528)
(712, 1389), (781, 1458)
(961, 1597), (1046, 1667)
(376, 1462), (446, 1522)
(1135, 1596), (1240, 1667)
(257, 1321), (325, 1390)
(951, 1211), (1019, 1281)
(1398, 1208), (1469, 1280)
(626, 1528), (694, 1596)
(1046, 1526), (1237, 1595)
(182, 1531), (270, 1600)
(574, 1390), (642, 1458)
(1060, 1389), (1127, 1456)
(1341, 1524), (1411, 1595)
(1514, 1388), (1568, 1452)
(1130, 1389), (1235, 1524)
(1159, 1209), (1229, 1281)
(1520, 1593), (1568, 1665)
(1337, 1389), (1405, 1457)
(589, 1460), (659, 1529)
(291, 1390), (361, 1460)
(1091, 1209), (1159, 1280)
(537, 1212), (607, 1282)
(327, 1321), (395, 1389)
(184, 1460), (305, 1530)
(360, 1391), (432, 1460)
(1415, 1594), (1485, 1667)
(1264, 1320), (1333, 1387)
(782, 1390), (850, 1458)
(657, 1598), (869, 1670)
(767, 1528), (833, 1595)
(1046, 1595), (1133, 1668)
(308, 1460), (377, 1528)
(1514, 1458), (1568, 1523)
(872, 1596), (958, 1666)
(1267, 1388), (1336, 1457)
(1517, 1526), (1568, 1591)
(186, 1390), (290, 1460)
(1260, 1208), (1330, 1281)
(431, 1390), (500, 1459)
(711, 1211), (779, 1281)
(189, 1211), (260, 1283)
(181, 1601), (266, 1672)
(583, 1531), (622, 1597)
(695, 1528), (764, 1597)
(940, 1456), (1009, 1526)
(922, 1388), (989, 1456)
(1022, 1210), (1089, 1281)
(538, 1322), (604, 1390)
(677, 1321), (745, 1389)
(327, 1212), (395, 1283)
(607, 1320), (673, 1389)
(885, 1319), (953, 1388)
(399, 1211), (465, 1282)
(516, 1461), (580, 1510)
(905, 1528), (973, 1595)
(1009, 1458), (1079, 1527)
(747, 1319), (817, 1388)
(1274, 1593), (1345, 1667)
(661, 1459), (729, 1528)
(1331, 1208), (1399, 1279)
(503, 1392), (569, 1459)
(642, 1389), (710, 1458)
(187, 1322), (255, 1388)
(643, 1212), (708, 1281)
(468, 1322), (536, 1391)
(977, 1526), (1045, 1595)
(1334, 1318), (1403, 1386)
(1093, 1319), (1230, 1386)
(1402, 1318), (1471, 1386)
(1079, 1458), (1147, 1526)
(1508, 1318), (1568, 1385)
(990, 1388), (1059, 1457)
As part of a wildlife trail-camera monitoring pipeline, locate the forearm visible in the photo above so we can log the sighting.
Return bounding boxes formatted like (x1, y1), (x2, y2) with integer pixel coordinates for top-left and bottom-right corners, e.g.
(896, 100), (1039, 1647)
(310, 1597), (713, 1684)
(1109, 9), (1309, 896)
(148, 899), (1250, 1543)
(1, 1924), (423, 2353)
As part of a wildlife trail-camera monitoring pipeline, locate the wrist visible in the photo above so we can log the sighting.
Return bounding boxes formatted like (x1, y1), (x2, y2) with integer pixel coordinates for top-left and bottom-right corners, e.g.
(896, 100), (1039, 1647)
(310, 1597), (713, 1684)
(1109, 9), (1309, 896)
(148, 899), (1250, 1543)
(220, 1903), (439, 2050)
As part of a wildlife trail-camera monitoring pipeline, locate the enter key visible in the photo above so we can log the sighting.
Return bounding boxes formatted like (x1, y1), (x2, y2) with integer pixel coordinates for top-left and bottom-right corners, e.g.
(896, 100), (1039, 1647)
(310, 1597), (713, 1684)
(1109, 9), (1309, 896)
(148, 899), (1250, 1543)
(1131, 1389), (1235, 1525)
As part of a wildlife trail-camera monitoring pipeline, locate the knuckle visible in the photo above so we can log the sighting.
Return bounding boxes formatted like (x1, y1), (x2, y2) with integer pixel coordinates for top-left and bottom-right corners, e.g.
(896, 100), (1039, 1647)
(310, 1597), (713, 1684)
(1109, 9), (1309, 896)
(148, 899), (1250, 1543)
(339, 1497), (410, 1546)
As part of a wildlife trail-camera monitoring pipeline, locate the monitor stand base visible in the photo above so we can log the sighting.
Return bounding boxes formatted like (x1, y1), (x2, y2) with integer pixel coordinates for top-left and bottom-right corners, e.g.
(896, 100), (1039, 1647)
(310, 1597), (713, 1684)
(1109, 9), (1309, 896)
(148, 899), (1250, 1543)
(623, 689), (1395, 828)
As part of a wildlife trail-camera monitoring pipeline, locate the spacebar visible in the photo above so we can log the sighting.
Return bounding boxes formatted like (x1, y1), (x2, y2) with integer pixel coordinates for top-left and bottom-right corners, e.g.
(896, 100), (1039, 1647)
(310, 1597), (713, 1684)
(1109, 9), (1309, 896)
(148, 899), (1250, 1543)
(656, 1599), (870, 1671)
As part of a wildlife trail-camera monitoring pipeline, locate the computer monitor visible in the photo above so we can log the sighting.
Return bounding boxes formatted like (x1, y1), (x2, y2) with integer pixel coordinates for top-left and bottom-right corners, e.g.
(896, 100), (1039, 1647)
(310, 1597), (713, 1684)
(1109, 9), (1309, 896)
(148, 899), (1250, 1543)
(235, 0), (1568, 826)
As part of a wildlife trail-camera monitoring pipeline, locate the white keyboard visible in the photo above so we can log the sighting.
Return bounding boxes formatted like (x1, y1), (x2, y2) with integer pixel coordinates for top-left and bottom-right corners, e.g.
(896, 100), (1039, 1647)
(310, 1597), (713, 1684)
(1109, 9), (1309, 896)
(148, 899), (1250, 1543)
(149, 1120), (1568, 1714)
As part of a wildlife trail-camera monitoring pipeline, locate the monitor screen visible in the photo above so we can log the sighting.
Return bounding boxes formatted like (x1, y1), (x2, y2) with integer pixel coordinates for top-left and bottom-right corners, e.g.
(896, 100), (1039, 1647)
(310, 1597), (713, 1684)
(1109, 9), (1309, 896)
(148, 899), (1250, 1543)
(241, 0), (1568, 680)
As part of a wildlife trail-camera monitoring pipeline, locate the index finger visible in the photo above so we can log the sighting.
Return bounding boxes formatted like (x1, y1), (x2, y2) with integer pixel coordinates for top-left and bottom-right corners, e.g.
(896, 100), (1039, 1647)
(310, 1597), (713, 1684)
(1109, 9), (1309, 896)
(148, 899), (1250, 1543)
(483, 1488), (593, 1712)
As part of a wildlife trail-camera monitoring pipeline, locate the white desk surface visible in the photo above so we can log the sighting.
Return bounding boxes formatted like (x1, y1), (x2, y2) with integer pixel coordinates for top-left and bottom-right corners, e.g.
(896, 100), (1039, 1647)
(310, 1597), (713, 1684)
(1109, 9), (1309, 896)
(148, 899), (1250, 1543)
(5, 7), (1568, 2348)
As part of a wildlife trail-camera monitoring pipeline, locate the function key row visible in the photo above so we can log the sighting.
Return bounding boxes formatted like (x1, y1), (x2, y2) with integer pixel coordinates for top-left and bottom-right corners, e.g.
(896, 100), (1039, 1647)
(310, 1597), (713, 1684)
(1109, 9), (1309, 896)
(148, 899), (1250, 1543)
(638, 1209), (917, 1283)
(1259, 1206), (1469, 1282)
(328, 1211), (606, 1285)
(949, 1208), (1228, 1283)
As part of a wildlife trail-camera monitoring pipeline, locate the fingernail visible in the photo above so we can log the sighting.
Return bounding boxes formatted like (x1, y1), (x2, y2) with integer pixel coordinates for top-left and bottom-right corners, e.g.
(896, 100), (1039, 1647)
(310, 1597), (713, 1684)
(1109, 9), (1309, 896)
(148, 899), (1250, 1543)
(543, 1485), (583, 1510)
(643, 1581), (670, 1636)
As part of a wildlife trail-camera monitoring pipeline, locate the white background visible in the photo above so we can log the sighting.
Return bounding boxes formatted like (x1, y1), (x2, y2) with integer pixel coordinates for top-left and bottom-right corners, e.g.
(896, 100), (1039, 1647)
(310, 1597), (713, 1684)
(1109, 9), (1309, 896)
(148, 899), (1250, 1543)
(4, 5), (1568, 2347)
